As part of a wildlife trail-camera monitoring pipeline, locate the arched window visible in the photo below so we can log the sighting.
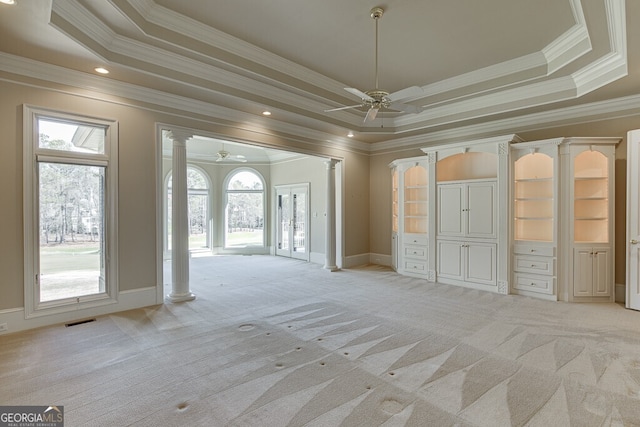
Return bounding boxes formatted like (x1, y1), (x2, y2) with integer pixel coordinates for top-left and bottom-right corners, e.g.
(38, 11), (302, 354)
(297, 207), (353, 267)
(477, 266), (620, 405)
(167, 166), (211, 251)
(224, 169), (265, 248)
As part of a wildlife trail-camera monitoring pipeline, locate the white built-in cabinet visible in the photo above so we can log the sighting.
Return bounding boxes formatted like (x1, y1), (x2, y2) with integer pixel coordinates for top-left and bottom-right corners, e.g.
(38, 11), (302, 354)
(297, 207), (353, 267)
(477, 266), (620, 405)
(510, 137), (619, 302)
(390, 135), (619, 303)
(560, 138), (618, 302)
(511, 140), (559, 299)
(389, 157), (430, 279)
(424, 135), (513, 292)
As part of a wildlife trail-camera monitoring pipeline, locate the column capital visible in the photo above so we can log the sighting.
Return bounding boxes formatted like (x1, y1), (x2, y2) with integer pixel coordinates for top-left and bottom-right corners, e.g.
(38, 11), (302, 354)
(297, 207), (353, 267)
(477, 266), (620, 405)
(325, 159), (339, 170)
(167, 129), (193, 145)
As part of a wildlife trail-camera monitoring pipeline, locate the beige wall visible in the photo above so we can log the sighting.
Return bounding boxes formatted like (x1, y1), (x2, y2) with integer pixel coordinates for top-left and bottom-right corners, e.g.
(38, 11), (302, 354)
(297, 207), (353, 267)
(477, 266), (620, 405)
(0, 79), (371, 313)
(3, 76), (639, 317)
(270, 157), (328, 255)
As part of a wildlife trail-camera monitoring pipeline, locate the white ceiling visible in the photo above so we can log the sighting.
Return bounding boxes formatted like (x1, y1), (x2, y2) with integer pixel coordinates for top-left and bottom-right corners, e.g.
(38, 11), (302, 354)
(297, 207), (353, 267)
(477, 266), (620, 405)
(1, 0), (638, 153)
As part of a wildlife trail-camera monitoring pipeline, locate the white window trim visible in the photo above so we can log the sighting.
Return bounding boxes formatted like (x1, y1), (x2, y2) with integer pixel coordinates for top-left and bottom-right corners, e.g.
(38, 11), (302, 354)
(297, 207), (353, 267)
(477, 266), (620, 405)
(164, 164), (213, 254)
(223, 168), (267, 250)
(23, 105), (119, 318)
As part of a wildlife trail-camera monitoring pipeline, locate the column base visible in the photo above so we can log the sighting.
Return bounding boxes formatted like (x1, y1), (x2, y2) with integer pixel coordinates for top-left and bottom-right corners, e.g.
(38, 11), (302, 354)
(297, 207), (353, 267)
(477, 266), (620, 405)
(323, 265), (340, 272)
(166, 292), (196, 303)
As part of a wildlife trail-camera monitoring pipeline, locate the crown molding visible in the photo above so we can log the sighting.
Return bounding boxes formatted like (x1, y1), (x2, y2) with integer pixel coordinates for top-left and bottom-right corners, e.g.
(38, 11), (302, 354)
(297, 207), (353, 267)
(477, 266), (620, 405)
(49, 0), (627, 133)
(371, 92), (640, 154)
(0, 52), (369, 154)
(4, 50), (637, 159)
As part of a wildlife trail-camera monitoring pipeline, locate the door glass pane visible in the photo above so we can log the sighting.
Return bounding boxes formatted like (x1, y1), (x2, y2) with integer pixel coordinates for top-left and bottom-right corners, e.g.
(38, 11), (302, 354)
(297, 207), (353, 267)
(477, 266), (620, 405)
(278, 194), (290, 250)
(293, 192), (306, 253)
(38, 162), (105, 302)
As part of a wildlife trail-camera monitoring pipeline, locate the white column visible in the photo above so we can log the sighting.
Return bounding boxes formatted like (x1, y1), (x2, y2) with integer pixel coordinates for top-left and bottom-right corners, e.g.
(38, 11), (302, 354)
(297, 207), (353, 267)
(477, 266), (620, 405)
(167, 130), (196, 302)
(324, 159), (339, 271)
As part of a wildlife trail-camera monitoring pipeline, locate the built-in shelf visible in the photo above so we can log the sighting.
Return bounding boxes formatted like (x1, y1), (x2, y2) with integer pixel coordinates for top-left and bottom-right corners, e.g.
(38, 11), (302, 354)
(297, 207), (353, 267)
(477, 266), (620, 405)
(404, 165), (428, 234)
(513, 152), (554, 242)
(573, 150), (609, 243)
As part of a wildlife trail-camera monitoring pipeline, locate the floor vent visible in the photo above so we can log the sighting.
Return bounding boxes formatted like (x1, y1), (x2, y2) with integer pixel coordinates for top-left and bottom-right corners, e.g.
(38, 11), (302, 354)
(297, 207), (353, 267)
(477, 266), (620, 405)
(65, 318), (96, 327)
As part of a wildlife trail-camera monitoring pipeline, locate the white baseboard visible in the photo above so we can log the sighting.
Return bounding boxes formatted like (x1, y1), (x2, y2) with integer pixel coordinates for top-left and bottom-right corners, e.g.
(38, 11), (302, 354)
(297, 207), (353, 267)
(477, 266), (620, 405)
(0, 286), (159, 335)
(343, 253), (371, 268)
(616, 283), (625, 304)
(369, 253), (391, 267)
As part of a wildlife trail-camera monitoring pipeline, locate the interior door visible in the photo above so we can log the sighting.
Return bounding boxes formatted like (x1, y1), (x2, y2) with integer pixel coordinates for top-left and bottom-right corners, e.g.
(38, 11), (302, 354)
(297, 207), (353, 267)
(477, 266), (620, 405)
(275, 185), (309, 261)
(627, 129), (640, 310)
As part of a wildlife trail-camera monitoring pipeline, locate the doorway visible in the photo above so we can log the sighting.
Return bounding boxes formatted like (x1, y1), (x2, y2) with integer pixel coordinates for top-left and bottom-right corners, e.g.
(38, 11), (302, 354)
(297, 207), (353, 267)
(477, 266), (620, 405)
(275, 184), (310, 261)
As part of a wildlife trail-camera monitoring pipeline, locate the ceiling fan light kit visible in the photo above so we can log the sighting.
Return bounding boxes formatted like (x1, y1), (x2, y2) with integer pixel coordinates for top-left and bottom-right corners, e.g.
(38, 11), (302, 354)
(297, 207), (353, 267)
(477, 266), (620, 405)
(325, 6), (424, 122)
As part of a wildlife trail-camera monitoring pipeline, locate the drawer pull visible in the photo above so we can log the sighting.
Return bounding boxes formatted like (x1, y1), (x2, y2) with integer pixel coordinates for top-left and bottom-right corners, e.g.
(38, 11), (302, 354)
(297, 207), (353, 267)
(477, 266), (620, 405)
(530, 249), (535, 253)
(531, 264), (535, 267)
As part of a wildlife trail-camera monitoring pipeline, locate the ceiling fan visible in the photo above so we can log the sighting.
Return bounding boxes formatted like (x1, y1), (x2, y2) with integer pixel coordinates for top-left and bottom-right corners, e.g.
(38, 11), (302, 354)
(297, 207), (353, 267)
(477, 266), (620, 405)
(216, 149), (247, 163)
(325, 7), (424, 122)
(212, 143), (246, 162)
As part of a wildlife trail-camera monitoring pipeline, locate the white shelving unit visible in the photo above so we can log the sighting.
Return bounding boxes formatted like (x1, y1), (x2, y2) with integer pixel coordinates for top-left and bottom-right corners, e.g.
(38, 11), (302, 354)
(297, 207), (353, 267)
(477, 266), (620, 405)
(389, 157), (429, 279)
(560, 139), (619, 302)
(511, 139), (560, 300)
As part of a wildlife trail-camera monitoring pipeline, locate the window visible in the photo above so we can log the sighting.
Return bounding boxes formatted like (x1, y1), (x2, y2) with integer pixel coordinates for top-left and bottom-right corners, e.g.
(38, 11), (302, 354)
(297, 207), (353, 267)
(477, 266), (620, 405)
(166, 166), (211, 251)
(225, 170), (265, 248)
(23, 106), (118, 317)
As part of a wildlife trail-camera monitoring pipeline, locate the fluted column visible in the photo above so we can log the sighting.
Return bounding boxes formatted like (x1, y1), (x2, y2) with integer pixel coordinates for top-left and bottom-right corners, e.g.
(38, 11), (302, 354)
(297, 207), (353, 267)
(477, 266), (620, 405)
(324, 159), (339, 271)
(167, 130), (196, 302)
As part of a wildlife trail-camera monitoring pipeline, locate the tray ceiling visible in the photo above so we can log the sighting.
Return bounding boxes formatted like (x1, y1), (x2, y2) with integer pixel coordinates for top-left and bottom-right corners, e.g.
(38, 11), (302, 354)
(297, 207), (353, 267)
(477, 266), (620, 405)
(0, 0), (637, 148)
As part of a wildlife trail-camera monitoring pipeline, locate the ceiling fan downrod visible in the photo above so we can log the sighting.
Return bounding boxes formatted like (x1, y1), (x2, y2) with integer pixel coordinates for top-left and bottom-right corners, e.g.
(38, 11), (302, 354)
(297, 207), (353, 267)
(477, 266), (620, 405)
(371, 7), (384, 91)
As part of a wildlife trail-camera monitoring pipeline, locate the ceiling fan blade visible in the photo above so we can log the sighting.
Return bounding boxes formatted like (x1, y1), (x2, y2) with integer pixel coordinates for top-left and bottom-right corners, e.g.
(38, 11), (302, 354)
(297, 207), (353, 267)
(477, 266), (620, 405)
(387, 86), (424, 102)
(324, 104), (363, 112)
(389, 101), (423, 114)
(364, 106), (379, 122)
(345, 87), (374, 101)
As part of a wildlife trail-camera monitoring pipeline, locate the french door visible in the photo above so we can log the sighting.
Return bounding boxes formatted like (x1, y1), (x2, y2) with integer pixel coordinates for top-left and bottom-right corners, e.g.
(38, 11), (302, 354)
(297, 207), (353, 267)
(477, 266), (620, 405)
(276, 184), (309, 260)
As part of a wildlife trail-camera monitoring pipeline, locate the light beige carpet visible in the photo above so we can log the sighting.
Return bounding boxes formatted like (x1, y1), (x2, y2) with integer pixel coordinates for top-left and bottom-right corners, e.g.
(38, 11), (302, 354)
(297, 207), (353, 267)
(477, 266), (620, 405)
(2, 255), (640, 426)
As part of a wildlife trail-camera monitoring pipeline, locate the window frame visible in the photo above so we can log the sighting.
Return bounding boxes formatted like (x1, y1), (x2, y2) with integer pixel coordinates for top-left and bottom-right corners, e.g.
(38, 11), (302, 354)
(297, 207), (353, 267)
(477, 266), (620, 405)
(165, 164), (213, 252)
(223, 168), (266, 249)
(23, 105), (119, 318)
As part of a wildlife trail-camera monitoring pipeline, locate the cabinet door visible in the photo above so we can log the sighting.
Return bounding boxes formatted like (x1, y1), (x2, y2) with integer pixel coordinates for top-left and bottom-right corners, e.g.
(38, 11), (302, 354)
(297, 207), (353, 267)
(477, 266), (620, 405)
(467, 182), (496, 238)
(438, 184), (463, 236)
(573, 248), (593, 297)
(592, 248), (610, 297)
(466, 243), (496, 286)
(437, 240), (463, 280)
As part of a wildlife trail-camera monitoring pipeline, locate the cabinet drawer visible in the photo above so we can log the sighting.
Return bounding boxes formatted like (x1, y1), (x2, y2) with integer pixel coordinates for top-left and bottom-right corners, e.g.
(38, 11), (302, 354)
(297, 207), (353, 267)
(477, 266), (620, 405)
(404, 261), (427, 273)
(514, 255), (554, 275)
(404, 246), (426, 258)
(514, 273), (554, 295)
(404, 235), (428, 246)
(514, 244), (555, 257)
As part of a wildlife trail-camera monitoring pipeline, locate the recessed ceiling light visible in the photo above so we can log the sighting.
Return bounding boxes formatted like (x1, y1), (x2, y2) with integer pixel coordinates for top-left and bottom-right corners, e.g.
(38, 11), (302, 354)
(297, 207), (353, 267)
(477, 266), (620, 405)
(347, 131), (354, 138)
(94, 67), (109, 74)
(262, 111), (271, 116)
(0, 0), (16, 5)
